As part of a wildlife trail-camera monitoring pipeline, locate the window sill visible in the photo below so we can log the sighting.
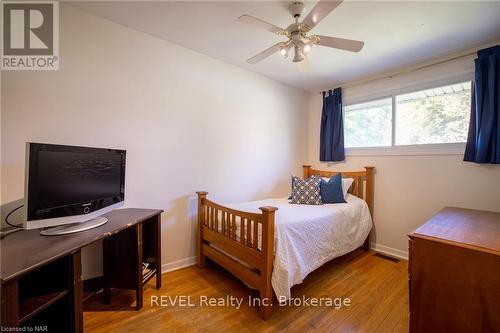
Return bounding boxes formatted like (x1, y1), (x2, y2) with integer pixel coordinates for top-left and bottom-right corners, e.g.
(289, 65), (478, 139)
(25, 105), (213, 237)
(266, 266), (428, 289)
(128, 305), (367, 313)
(345, 143), (466, 157)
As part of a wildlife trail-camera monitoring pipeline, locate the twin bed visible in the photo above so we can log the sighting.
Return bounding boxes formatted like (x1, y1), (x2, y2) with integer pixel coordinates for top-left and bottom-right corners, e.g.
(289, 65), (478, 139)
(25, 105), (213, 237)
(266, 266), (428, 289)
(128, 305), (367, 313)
(196, 165), (375, 319)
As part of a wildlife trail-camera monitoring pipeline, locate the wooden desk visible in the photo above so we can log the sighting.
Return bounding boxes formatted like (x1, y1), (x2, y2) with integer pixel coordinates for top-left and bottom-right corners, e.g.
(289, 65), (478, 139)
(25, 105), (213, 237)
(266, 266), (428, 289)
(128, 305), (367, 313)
(1, 208), (162, 333)
(408, 207), (500, 333)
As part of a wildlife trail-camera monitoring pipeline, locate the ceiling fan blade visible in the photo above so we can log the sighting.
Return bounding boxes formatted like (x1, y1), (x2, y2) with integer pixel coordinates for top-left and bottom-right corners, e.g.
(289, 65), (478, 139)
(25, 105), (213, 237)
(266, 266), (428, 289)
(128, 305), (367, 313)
(316, 35), (364, 52)
(247, 43), (282, 64)
(238, 15), (284, 34)
(302, 1), (343, 30)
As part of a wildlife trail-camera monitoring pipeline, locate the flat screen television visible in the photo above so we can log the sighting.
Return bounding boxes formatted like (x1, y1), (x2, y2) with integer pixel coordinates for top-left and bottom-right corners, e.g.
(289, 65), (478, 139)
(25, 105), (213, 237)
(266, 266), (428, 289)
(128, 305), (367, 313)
(24, 143), (126, 235)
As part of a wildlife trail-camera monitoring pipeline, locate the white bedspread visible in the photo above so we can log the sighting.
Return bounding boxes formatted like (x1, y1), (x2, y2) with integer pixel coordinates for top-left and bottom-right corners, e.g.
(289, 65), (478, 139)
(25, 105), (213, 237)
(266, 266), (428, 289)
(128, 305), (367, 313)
(224, 194), (372, 300)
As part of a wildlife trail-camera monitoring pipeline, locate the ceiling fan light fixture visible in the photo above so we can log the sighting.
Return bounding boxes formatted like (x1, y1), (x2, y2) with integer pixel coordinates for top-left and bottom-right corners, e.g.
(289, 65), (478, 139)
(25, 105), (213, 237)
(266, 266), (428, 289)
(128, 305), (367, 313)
(292, 45), (304, 62)
(240, 1), (365, 65)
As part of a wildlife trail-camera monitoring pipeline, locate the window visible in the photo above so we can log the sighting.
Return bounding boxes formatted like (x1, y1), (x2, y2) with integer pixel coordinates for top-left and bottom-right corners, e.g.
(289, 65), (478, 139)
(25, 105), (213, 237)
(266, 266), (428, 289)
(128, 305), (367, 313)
(344, 98), (392, 148)
(343, 81), (471, 152)
(395, 82), (471, 145)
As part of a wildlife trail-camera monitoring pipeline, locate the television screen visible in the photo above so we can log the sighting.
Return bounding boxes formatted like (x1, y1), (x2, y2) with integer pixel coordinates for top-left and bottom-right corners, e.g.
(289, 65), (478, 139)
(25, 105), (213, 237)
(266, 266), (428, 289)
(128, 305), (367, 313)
(26, 143), (126, 223)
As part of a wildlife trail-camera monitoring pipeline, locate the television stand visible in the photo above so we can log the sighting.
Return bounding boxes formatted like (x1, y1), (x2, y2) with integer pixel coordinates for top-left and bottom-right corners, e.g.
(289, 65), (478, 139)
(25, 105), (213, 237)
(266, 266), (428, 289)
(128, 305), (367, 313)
(1, 208), (162, 333)
(40, 217), (108, 236)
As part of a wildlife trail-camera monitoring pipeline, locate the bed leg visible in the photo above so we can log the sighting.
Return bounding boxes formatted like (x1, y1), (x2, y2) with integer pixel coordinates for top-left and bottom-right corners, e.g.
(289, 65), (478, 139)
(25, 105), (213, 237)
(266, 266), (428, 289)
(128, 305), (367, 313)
(198, 252), (206, 269)
(363, 167), (375, 252)
(363, 234), (370, 251)
(259, 288), (273, 320)
(196, 191), (208, 268)
(258, 206), (277, 320)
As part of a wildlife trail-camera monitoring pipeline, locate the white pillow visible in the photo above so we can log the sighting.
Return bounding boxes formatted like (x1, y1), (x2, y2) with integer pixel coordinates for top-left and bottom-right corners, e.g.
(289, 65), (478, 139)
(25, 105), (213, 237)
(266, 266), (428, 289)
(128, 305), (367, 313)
(342, 178), (354, 197)
(322, 177), (354, 197)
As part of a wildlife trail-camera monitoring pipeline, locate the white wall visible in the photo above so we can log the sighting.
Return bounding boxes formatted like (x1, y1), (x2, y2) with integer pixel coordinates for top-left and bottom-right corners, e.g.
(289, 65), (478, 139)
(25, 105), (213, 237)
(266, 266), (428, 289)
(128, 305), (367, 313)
(1, 4), (309, 277)
(308, 56), (500, 259)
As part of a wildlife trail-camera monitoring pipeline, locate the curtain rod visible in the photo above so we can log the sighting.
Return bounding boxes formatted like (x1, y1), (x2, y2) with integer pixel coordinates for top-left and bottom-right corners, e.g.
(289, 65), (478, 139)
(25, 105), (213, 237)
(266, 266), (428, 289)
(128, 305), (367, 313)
(319, 40), (499, 94)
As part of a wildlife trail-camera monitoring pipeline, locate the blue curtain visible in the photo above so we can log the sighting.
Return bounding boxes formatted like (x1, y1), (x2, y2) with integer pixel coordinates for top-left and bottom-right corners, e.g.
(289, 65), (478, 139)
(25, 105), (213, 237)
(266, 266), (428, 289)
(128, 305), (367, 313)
(320, 88), (345, 162)
(464, 45), (500, 164)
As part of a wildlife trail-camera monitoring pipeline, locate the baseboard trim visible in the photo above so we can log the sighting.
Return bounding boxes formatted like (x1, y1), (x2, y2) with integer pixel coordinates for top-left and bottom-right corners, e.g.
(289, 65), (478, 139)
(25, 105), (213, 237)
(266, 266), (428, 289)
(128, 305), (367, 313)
(161, 256), (197, 273)
(370, 243), (408, 260)
(160, 244), (408, 274)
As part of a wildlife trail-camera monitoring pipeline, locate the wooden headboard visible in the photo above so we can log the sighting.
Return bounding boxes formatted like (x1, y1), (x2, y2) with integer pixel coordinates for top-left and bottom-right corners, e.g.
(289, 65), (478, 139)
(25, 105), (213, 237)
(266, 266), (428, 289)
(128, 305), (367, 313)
(303, 165), (375, 216)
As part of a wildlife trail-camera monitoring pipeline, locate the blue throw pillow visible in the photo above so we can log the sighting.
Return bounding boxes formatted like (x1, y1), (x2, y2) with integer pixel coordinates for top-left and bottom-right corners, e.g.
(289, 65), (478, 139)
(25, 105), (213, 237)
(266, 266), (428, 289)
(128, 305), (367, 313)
(320, 173), (346, 204)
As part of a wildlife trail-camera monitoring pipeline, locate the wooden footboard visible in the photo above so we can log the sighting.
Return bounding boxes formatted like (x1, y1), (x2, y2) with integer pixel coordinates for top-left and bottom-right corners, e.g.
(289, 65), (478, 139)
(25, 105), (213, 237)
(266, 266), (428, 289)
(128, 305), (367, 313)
(196, 191), (277, 320)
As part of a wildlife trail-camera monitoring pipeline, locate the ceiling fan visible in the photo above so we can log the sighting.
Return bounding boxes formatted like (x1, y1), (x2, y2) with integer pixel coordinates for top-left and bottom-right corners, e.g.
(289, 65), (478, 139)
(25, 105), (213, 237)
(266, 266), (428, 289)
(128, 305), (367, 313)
(238, 1), (364, 65)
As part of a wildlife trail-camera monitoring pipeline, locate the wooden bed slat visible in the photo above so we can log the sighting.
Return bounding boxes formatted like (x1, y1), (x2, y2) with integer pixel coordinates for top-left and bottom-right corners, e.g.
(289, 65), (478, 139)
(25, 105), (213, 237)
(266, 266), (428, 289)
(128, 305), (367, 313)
(223, 211), (227, 236)
(245, 218), (251, 247)
(208, 206), (212, 229)
(214, 208), (217, 231)
(216, 209), (219, 231)
(203, 227), (262, 269)
(253, 219), (259, 250)
(225, 212), (229, 237)
(207, 206), (211, 229)
(221, 211), (224, 235)
(358, 176), (364, 198)
(203, 244), (260, 289)
(210, 206), (214, 230)
(213, 207), (216, 230)
(231, 214), (236, 240)
(239, 217), (245, 245)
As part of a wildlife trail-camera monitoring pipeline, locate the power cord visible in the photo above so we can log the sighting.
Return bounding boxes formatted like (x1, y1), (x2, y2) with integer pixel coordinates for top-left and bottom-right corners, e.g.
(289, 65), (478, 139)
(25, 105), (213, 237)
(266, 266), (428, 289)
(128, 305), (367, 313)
(1, 205), (24, 239)
(5, 205), (24, 228)
(0, 228), (23, 239)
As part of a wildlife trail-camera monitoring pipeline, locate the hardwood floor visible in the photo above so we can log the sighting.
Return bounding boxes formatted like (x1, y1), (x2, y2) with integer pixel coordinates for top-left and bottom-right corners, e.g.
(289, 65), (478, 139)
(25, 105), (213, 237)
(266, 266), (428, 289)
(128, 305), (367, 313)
(83, 250), (409, 333)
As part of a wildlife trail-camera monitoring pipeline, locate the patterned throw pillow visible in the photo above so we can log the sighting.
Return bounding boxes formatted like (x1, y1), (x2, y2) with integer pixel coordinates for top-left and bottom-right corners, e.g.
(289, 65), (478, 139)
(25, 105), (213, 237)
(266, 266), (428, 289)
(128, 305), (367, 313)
(290, 176), (323, 205)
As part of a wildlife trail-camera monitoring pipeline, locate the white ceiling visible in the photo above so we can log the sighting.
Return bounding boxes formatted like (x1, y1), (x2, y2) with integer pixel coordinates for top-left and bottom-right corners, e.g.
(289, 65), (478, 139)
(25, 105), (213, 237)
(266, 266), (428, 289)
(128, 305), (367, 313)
(70, 1), (500, 92)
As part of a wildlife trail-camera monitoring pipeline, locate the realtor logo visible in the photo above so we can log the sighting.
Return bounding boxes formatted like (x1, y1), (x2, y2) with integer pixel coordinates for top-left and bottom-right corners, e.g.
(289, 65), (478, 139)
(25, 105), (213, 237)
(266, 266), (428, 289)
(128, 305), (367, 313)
(1, 1), (59, 70)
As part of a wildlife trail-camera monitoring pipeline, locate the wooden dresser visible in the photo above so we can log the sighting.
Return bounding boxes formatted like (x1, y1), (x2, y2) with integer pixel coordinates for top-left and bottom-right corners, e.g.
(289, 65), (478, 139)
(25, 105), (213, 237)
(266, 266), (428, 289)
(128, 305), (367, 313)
(408, 207), (500, 333)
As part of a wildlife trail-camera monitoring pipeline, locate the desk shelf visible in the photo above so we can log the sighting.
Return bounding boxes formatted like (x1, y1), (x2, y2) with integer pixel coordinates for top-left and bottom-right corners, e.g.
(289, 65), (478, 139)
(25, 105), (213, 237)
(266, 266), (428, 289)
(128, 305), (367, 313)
(103, 213), (162, 310)
(1, 252), (81, 332)
(19, 290), (69, 324)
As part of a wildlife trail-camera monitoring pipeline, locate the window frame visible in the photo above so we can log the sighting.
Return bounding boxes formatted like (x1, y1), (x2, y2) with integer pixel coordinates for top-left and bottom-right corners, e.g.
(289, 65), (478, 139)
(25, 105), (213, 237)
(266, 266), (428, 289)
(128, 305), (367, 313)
(343, 76), (472, 156)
